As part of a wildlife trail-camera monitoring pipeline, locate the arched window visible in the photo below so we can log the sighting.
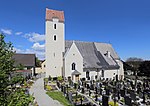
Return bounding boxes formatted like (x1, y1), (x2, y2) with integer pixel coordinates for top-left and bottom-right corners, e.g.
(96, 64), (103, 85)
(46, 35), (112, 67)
(72, 63), (76, 70)
(54, 35), (56, 41)
(54, 24), (56, 29)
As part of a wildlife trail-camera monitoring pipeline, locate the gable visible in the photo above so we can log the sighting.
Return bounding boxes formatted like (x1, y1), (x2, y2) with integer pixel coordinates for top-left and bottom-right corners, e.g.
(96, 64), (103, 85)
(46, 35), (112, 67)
(64, 42), (82, 59)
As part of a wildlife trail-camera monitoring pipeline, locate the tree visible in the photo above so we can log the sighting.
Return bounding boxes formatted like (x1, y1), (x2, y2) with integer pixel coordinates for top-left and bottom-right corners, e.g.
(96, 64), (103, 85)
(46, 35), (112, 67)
(35, 57), (41, 67)
(139, 61), (150, 77)
(16, 63), (25, 70)
(125, 57), (143, 75)
(0, 34), (33, 105)
(126, 57), (143, 62)
(0, 34), (14, 105)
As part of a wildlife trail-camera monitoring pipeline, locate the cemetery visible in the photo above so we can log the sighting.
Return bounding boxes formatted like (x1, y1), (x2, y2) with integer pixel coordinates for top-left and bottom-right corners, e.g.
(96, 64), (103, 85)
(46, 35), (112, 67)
(44, 75), (150, 106)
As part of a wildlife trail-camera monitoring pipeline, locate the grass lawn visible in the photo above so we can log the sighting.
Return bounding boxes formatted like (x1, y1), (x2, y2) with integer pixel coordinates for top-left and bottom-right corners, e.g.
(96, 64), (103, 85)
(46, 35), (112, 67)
(46, 91), (72, 106)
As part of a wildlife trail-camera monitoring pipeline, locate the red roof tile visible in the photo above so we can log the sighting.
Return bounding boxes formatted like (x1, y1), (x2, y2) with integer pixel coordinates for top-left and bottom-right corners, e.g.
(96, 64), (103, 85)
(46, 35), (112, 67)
(46, 8), (64, 22)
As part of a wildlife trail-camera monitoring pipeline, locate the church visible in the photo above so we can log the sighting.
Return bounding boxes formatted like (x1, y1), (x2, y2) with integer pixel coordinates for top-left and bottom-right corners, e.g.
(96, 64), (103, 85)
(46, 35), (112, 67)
(45, 8), (124, 82)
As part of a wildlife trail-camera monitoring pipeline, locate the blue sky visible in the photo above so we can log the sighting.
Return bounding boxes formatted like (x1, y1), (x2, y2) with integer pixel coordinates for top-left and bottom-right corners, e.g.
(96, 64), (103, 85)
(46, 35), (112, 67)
(0, 0), (150, 60)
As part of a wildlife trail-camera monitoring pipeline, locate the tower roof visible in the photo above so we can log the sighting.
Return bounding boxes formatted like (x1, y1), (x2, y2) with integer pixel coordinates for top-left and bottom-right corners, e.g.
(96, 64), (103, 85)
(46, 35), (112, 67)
(46, 8), (64, 22)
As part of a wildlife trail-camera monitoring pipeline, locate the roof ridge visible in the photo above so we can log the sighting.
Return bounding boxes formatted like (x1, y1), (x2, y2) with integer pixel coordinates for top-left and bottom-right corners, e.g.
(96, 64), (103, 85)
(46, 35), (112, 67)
(65, 40), (111, 45)
(15, 53), (35, 55)
(46, 8), (64, 12)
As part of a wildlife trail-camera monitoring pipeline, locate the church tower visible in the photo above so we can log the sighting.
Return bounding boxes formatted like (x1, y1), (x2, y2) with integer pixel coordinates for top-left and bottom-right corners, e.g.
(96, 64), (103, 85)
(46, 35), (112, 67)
(45, 8), (65, 77)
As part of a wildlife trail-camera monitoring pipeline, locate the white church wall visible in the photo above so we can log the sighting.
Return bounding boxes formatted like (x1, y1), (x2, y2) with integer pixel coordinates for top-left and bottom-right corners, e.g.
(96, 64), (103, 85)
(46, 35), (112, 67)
(116, 59), (124, 79)
(103, 69), (118, 80)
(64, 42), (84, 79)
(89, 71), (98, 80)
(45, 18), (65, 77)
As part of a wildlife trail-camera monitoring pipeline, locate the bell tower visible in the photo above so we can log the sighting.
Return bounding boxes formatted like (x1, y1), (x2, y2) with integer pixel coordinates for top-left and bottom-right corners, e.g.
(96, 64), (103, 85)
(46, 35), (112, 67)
(45, 8), (65, 77)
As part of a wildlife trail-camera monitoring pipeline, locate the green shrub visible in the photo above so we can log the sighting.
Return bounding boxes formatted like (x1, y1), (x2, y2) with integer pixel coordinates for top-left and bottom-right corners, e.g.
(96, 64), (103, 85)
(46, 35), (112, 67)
(57, 76), (63, 81)
(44, 78), (48, 83)
(108, 101), (119, 106)
(7, 88), (34, 106)
(46, 85), (52, 91)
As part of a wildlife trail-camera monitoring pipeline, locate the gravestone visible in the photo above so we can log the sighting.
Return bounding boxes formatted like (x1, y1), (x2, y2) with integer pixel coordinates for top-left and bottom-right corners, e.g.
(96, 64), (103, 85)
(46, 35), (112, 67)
(106, 89), (110, 96)
(125, 96), (132, 106)
(90, 84), (94, 90)
(82, 78), (86, 81)
(120, 89), (125, 97)
(81, 87), (85, 94)
(95, 94), (98, 101)
(96, 82), (99, 88)
(82, 81), (84, 86)
(57, 81), (60, 88)
(117, 91), (120, 100)
(61, 85), (63, 92)
(69, 80), (73, 87)
(89, 90), (91, 96)
(115, 75), (118, 81)
(78, 80), (82, 86)
(78, 85), (80, 90)
(137, 87), (141, 94)
(95, 87), (98, 94)
(130, 81), (134, 89)
(90, 80), (93, 85)
(130, 91), (136, 101)
(87, 84), (90, 89)
(84, 82), (87, 88)
(80, 96), (83, 105)
(139, 91), (143, 98)
(142, 90), (146, 103)
(66, 85), (69, 98)
(102, 95), (109, 106)
(74, 83), (77, 89)
(99, 83), (102, 88)
(99, 89), (102, 95)
(64, 86), (66, 94)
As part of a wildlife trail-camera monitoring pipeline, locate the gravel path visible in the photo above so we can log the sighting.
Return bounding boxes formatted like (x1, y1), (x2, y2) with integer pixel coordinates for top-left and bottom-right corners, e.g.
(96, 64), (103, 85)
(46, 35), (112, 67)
(29, 78), (63, 106)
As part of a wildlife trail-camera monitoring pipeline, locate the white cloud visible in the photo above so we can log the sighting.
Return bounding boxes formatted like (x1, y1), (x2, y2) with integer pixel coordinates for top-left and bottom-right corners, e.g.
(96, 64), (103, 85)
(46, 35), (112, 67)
(1, 28), (12, 35)
(25, 48), (45, 60)
(13, 44), (45, 60)
(15, 32), (23, 35)
(13, 47), (24, 53)
(32, 43), (45, 51)
(24, 32), (45, 42)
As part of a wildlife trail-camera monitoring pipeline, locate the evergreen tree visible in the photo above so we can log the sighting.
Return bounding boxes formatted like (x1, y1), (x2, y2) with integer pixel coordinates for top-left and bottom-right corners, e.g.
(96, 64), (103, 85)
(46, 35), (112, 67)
(0, 34), (14, 105)
(139, 61), (150, 77)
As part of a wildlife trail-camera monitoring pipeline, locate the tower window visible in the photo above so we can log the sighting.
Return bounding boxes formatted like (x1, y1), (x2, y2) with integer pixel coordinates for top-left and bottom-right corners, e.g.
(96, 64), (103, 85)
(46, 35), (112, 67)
(72, 63), (76, 70)
(54, 35), (56, 41)
(54, 24), (56, 29)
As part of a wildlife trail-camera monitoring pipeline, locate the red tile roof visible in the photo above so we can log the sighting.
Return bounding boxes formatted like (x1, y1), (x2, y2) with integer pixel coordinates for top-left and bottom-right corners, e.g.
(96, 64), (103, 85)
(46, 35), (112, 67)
(46, 8), (64, 22)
